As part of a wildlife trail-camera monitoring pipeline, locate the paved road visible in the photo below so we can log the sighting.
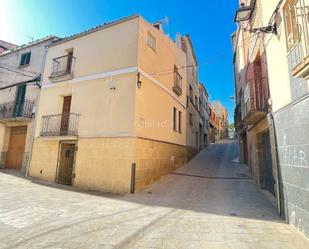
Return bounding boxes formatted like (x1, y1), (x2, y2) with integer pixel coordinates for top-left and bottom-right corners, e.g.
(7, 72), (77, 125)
(0, 140), (308, 249)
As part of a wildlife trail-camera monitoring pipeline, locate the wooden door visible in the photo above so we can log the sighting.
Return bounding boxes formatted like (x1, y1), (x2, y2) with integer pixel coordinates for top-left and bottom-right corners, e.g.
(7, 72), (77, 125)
(57, 143), (75, 185)
(6, 126), (27, 170)
(14, 85), (26, 117)
(60, 96), (71, 135)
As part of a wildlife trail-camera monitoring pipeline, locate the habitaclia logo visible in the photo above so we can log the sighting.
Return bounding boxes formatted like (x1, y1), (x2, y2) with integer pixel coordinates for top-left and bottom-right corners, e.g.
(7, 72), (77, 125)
(134, 118), (173, 129)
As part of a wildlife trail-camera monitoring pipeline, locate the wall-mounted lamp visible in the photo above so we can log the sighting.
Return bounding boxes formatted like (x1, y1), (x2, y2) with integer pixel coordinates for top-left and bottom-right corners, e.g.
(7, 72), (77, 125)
(234, 3), (254, 23)
(234, 3), (277, 35)
(137, 72), (142, 89)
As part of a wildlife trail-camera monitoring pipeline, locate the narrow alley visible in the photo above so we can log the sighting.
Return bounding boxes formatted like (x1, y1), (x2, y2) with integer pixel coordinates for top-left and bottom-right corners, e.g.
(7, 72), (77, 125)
(0, 140), (308, 249)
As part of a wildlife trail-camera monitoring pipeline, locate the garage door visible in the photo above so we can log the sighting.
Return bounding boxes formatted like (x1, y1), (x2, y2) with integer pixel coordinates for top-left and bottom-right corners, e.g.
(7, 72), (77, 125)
(6, 126), (27, 170)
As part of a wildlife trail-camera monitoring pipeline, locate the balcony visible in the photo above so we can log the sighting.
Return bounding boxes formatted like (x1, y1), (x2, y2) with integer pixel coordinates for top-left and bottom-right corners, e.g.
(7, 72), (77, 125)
(286, 0), (309, 80)
(49, 54), (76, 82)
(0, 100), (34, 124)
(242, 78), (269, 125)
(234, 103), (242, 130)
(40, 113), (80, 137)
(173, 71), (182, 96)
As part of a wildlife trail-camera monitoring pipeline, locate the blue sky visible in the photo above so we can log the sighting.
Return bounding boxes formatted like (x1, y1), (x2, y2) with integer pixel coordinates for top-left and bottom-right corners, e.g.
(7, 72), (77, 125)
(0, 0), (238, 123)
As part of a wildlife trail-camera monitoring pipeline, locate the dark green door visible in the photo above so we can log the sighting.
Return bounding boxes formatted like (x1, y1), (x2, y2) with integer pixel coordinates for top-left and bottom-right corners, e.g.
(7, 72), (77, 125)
(262, 131), (275, 196)
(14, 85), (26, 117)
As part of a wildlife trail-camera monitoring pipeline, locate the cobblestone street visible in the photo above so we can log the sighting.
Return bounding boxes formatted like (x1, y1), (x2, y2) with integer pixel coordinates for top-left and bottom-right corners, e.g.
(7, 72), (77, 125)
(0, 140), (308, 249)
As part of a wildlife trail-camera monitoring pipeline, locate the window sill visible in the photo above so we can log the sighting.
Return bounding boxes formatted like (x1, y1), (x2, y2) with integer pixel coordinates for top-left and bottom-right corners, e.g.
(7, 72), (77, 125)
(292, 55), (309, 80)
(18, 64), (30, 69)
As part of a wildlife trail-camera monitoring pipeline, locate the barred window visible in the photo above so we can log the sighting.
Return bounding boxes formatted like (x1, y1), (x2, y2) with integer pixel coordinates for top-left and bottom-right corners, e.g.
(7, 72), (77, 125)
(283, 0), (301, 51)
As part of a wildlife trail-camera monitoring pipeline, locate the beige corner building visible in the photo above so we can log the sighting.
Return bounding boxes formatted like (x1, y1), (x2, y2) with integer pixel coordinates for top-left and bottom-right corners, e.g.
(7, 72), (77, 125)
(28, 15), (201, 193)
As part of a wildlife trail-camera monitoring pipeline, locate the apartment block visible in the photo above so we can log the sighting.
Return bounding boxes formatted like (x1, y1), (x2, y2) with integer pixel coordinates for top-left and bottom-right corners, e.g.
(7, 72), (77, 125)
(212, 100), (229, 140)
(181, 35), (203, 152)
(198, 83), (210, 147)
(233, 0), (309, 238)
(0, 37), (58, 173)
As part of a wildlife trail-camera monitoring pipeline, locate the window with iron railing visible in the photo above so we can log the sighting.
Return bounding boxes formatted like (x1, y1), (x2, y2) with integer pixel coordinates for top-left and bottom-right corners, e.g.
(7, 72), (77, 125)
(283, 0), (309, 75)
(243, 77), (269, 117)
(0, 99), (34, 120)
(50, 53), (76, 78)
(40, 113), (80, 137)
(173, 66), (182, 96)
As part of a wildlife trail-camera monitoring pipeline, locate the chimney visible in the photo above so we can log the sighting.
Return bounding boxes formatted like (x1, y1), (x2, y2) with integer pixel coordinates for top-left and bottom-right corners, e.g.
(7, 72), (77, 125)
(175, 32), (182, 49)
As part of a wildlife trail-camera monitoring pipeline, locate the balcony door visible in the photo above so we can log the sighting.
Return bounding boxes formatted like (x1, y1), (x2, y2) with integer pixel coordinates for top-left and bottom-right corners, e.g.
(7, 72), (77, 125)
(66, 51), (73, 74)
(14, 84), (26, 117)
(60, 96), (71, 135)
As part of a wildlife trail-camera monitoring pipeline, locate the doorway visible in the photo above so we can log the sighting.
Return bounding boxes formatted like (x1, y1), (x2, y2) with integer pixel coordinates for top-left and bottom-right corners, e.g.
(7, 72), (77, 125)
(6, 126), (27, 170)
(56, 142), (76, 185)
(262, 131), (275, 196)
(60, 96), (71, 135)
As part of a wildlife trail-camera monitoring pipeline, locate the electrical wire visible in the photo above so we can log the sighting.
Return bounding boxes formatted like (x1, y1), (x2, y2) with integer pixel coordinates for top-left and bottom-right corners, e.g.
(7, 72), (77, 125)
(0, 77), (41, 91)
(0, 65), (37, 78)
(0, 63), (40, 76)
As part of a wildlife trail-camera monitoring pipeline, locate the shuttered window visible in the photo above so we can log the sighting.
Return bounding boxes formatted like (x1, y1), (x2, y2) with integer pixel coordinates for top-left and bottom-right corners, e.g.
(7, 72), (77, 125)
(20, 52), (31, 66)
(173, 107), (177, 131)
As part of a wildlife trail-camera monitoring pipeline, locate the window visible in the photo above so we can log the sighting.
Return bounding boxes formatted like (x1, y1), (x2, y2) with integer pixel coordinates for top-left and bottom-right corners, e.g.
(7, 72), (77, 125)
(192, 66), (197, 84)
(189, 85), (193, 101)
(173, 107), (177, 131)
(195, 95), (198, 107)
(189, 113), (193, 126)
(283, 0), (301, 51)
(178, 111), (182, 133)
(20, 52), (31, 66)
(147, 32), (156, 51)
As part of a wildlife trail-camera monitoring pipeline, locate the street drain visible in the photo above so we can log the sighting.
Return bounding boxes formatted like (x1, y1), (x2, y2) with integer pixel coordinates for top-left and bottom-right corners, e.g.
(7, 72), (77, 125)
(230, 213), (238, 217)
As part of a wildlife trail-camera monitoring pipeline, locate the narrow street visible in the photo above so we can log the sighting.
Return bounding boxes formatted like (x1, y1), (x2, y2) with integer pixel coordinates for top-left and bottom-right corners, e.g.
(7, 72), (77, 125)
(0, 140), (308, 249)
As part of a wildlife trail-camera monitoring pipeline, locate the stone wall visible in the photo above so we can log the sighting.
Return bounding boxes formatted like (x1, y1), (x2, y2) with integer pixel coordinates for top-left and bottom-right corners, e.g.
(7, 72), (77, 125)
(29, 136), (198, 194)
(133, 138), (194, 192)
(274, 96), (309, 238)
(73, 137), (134, 193)
(29, 139), (60, 181)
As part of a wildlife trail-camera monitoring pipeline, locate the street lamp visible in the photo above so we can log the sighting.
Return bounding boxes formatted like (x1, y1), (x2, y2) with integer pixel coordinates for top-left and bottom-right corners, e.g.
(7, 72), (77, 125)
(234, 3), (277, 34)
(234, 4), (254, 23)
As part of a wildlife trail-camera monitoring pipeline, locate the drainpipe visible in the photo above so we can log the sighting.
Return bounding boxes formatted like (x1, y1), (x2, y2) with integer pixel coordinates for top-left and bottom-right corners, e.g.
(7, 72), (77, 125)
(267, 111), (283, 216)
(25, 78), (41, 177)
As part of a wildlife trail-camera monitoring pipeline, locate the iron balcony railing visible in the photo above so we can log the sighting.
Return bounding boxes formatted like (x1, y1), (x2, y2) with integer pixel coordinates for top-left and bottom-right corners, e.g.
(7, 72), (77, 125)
(285, 0), (309, 78)
(0, 99), (34, 120)
(173, 71), (183, 96)
(50, 54), (76, 78)
(242, 78), (269, 119)
(234, 103), (242, 128)
(40, 113), (80, 137)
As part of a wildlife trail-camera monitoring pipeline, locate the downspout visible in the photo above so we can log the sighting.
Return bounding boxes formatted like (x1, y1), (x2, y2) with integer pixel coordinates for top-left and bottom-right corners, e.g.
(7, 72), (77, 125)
(25, 78), (41, 177)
